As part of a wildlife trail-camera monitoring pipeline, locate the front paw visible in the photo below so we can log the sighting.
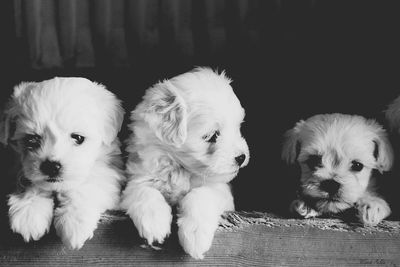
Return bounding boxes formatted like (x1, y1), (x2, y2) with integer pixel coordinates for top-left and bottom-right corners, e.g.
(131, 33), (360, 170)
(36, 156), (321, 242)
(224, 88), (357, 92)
(357, 197), (391, 226)
(129, 201), (172, 246)
(54, 211), (97, 249)
(177, 216), (215, 260)
(8, 194), (53, 242)
(290, 199), (320, 219)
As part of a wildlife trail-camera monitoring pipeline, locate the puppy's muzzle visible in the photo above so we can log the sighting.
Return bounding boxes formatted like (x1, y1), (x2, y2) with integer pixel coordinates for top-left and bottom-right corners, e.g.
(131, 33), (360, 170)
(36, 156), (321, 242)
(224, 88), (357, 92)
(235, 154), (246, 167)
(319, 180), (340, 196)
(40, 159), (62, 181)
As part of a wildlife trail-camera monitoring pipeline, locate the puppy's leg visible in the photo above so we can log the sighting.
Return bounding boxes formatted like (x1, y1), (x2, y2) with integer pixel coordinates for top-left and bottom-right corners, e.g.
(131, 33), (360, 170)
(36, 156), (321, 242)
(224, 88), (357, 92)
(54, 183), (116, 249)
(121, 181), (172, 245)
(177, 183), (234, 259)
(356, 193), (391, 226)
(290, 199), (321, 219)
(8, 189), (54, 242)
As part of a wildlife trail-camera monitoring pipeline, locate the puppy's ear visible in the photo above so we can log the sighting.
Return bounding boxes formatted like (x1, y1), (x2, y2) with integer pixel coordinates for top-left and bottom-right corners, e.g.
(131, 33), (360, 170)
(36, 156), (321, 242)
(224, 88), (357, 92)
(385, 96), (400, 132)
(142, 81), (187, 147)
(0, 104), (13, 145)
(93, 83), (125, 146)
(0, 82), (34, 145)
(373, 133), (394, 173)
(103, 98), (124, 146)
(282, 120), (305, 164)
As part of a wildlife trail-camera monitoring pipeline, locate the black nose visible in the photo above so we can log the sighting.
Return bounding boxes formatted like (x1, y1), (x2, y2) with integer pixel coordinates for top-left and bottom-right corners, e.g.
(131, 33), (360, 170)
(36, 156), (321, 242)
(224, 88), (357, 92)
(320, 180), (341, 195)
(235, 154), (246, 166)
(40, 159), (62, 178)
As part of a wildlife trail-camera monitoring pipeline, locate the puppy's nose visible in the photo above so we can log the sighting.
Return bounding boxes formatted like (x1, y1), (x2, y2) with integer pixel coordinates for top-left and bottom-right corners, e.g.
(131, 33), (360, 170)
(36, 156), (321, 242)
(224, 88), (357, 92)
(235, 154), (246, 167)
(40, 159), (62, 178)
(320, 180), (340, 195)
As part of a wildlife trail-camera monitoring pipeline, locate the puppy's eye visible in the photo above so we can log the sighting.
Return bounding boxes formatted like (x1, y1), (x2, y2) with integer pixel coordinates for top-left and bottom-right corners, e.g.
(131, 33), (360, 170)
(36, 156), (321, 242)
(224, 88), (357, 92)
(305, 155), (322, 171)
(23, 134), (41, 150)
(351, 161), (364, 172)
(204, 130), (220, 143)
(71, 134), (85, 145)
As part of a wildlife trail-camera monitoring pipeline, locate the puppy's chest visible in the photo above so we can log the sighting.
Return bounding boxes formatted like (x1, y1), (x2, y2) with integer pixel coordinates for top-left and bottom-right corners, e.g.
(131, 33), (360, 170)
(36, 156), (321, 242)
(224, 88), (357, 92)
(152, 170), (191, 205)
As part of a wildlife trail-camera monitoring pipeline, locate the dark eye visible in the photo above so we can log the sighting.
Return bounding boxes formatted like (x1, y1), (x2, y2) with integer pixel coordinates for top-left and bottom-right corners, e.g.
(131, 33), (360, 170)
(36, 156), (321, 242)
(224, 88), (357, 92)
(23, 134), (41, 150)
(304, 155), (322, 171)
(204, 130), (220, 143)
(71, 134), (85, 145)
(351, 161), (364, 172)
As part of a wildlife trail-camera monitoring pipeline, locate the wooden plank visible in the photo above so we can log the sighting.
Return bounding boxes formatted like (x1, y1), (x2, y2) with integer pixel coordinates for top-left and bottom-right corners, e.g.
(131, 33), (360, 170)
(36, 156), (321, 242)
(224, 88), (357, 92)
(1, 211), (399, 266)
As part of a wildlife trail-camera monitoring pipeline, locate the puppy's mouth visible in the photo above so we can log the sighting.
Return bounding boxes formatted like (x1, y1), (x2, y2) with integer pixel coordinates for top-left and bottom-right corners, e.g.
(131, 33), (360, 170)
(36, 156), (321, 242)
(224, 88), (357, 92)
(46, 177), (62, 183)
(319, 191), (342, 202)
(300, 193), (353, 213)
(322, 197), (344, 205)
(302, 189), (343, 202)
(303, 194), (341, 204)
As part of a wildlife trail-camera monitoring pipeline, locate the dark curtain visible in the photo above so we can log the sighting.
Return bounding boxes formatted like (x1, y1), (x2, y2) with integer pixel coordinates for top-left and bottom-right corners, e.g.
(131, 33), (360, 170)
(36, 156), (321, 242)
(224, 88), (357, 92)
(13, 0), (272, 69)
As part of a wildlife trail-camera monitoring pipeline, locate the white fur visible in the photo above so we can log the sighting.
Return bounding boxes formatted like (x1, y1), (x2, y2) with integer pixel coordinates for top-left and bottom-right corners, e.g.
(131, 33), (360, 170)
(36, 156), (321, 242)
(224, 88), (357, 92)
(0, 77), (124, 248)
(122, 181), (173, 245)
(8, 188), (54, 242)
(177, 183), (234, 259)
(121, 67), (249, 259)
(282, 113), (392, 226)
(356, 194), (391, 226)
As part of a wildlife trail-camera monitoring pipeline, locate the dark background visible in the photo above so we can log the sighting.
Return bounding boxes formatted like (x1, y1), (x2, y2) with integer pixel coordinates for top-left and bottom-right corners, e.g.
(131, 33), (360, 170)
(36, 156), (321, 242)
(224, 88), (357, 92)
(1, 0), (399, 219)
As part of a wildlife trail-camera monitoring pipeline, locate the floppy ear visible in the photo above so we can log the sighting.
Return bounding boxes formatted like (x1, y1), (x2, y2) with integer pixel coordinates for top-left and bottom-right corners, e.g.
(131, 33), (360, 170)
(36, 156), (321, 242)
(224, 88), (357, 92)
(0, 82), (32, 145)
(282, 120), (305, 164)
(103, 98), (125, 146)
(373, 132), (394, 173)
(93, 82), (125, 146)
(385, 95), (400, 131)
(142, 81), (187, 147)
(0, 105), (12, 145)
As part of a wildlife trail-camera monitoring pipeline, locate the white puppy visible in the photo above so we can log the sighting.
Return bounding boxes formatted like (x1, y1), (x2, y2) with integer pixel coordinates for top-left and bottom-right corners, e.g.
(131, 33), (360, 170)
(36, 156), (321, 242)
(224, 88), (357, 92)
(0, 77), (124, 249)
(121, 67), (249, 259)
(282, 113), (393, 226)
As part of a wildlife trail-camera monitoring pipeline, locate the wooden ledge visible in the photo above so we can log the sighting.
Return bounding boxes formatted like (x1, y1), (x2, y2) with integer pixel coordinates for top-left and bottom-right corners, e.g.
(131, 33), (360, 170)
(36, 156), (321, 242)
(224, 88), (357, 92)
(1, 211), (400, 266)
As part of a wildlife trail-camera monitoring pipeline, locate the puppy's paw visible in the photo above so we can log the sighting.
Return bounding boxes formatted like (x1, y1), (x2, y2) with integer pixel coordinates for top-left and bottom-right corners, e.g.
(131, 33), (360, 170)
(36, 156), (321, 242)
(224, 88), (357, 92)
(130, 201), (172, 246)
(290, 199), (320, 219)
(357, 197), (391, 226)
(177, 216), (215, 260)
(54, 211), (97, 249)
(8, 194), (53, 242)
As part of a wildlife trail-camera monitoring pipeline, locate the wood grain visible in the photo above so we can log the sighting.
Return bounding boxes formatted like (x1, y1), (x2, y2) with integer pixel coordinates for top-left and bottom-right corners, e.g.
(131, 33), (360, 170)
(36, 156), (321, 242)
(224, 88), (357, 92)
(1, 211), (399, 266)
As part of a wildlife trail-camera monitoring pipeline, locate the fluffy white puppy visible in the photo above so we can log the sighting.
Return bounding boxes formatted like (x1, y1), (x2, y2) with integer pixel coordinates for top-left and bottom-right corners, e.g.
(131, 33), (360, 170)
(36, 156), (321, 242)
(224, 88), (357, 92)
(121, 67), (249, 259)
(282, 113), (393, 226)
(0, 77), (124, 248)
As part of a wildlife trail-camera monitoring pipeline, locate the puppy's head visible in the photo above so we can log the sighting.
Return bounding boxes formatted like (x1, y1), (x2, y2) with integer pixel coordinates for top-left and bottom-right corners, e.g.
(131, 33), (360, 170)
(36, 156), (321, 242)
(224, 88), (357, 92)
(282, 114), (393, 213)
(0, 78), (124, 190)
(134, 67), (249, 183)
